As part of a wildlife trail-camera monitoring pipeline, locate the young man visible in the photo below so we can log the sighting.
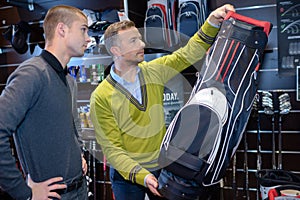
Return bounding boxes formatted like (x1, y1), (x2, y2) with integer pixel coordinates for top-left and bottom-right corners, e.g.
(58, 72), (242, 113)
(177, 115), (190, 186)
(0, 5), (90, 200)
(90, 4), (235, 200)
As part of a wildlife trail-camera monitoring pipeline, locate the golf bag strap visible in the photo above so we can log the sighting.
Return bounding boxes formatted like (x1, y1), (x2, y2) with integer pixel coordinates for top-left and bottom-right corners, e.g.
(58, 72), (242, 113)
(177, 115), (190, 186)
(225, 11), (271, 36)
(165, 144), (207, 172)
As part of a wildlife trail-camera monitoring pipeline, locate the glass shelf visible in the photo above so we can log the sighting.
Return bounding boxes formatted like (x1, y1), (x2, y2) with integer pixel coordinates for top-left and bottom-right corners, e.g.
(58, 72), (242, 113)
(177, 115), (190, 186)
(67, 54), (112, 67)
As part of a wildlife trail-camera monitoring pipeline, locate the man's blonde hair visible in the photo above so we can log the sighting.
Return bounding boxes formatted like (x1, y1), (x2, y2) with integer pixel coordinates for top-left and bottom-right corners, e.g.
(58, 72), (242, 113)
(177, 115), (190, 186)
(43, 5), (87, 42)
(104, 20), (136, 55)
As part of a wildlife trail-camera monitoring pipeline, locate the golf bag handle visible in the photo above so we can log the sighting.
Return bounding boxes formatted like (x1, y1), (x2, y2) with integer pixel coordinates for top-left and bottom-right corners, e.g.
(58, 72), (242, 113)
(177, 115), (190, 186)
(224, 11), (271, 36)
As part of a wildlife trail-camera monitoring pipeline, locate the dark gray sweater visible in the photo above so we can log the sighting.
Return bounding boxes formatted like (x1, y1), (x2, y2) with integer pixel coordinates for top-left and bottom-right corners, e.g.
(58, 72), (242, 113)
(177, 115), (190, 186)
(0, 52), (82, 199)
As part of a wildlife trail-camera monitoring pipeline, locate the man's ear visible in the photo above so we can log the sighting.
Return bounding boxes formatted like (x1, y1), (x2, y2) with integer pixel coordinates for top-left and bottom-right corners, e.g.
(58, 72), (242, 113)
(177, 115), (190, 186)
(57, 22), (66, 38)
(110, 46), (121, 57)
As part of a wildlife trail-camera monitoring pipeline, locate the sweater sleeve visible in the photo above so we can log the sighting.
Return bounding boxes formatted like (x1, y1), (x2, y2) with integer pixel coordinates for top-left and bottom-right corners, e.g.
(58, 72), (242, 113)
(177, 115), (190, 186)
(0, 63), (41, 199)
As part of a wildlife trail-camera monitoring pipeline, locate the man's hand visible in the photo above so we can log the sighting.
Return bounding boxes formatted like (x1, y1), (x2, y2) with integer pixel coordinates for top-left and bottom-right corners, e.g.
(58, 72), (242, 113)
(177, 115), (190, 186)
(145, 174), (162, 197)
(207, 4), (235, 27)
(82, 154), (88, 175)
(27, 175), (66, 200)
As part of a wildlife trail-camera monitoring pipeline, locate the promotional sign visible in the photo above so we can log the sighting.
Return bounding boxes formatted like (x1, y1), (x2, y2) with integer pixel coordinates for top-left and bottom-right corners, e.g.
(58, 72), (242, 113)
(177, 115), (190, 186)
(277, 0), (300, 76)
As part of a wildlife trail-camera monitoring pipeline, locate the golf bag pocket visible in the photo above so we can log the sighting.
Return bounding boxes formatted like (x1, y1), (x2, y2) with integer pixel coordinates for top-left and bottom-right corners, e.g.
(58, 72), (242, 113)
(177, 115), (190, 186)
(177, 1), (200, 37)
(158, 169), (202, 200)
(158, 87), (228, 184)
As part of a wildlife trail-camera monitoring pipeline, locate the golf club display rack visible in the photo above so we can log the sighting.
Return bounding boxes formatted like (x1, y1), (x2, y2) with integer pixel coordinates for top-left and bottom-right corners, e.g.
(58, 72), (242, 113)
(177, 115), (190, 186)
(220, 90), (299, 199)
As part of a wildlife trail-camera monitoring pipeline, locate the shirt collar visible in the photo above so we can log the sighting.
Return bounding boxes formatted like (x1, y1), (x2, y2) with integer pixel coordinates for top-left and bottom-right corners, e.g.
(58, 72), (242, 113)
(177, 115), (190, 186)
(41, 50), (68, 85)
(110, 64), (140, 85)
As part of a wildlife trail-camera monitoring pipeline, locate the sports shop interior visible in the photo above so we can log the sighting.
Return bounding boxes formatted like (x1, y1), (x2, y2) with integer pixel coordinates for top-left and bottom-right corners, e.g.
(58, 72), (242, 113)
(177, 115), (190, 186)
(0, 0), (300, 199)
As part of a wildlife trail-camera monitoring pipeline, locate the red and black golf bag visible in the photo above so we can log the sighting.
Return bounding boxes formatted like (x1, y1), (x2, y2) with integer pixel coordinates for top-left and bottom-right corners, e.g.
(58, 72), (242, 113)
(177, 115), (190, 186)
(257, 169), (300, 200)
(157, 11), (272, 200)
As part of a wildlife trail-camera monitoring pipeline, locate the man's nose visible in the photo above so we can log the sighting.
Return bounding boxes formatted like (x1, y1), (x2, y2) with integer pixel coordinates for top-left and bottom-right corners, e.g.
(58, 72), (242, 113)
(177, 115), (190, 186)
(86, 36), (92, 43)
(140, 40), (145, 48)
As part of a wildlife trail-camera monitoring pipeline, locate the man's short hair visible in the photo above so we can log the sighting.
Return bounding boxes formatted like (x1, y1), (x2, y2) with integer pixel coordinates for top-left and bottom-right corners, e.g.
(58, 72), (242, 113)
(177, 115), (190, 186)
(43, 5), (87, 42)
(104, 20), (135, 55)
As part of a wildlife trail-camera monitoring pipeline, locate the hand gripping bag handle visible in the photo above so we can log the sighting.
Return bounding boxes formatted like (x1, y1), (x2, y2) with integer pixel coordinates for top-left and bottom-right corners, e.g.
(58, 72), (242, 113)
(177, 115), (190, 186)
(224, 11), (272, 36)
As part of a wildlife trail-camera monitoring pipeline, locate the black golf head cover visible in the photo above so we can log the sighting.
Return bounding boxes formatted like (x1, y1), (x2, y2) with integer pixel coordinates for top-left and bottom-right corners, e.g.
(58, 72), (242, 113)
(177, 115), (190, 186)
(11, 21), (31, 54)
(29, 26), (45, 54)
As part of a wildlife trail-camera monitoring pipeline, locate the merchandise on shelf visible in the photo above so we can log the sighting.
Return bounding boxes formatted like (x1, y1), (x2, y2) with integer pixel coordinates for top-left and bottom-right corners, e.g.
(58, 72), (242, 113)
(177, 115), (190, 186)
(78, 105), (94, 128)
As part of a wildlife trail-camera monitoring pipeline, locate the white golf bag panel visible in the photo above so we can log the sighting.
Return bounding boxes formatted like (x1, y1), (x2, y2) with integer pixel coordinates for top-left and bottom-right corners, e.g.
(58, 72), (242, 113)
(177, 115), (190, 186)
(158, 11), (272, 200)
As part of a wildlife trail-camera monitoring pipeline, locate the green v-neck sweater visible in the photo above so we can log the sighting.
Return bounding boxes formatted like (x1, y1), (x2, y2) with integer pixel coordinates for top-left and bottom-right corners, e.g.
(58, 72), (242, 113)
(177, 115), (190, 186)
(90, 21), (219, 186)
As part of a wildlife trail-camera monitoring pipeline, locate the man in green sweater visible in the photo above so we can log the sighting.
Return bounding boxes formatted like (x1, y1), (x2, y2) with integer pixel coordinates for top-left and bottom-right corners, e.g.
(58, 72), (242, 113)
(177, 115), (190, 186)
(90, 4), (235, 200)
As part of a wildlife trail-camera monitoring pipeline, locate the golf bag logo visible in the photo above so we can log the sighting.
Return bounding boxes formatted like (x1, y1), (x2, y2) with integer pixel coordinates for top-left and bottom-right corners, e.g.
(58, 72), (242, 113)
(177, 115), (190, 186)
(157, 11), (272, 200)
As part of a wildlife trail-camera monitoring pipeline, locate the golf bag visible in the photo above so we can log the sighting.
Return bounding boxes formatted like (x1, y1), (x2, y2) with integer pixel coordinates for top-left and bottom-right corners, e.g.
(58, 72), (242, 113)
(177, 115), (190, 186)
(144, 0), (178, 48)
(256, 169), (300, 200)
(177, 0), (208, 44)
(158, 11), (272, 200)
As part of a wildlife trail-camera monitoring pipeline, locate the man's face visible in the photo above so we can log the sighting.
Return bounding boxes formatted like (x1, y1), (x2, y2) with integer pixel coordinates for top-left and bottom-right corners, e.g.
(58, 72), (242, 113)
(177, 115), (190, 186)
(65, 15), (90, 57)
(115, 27), (145, 65)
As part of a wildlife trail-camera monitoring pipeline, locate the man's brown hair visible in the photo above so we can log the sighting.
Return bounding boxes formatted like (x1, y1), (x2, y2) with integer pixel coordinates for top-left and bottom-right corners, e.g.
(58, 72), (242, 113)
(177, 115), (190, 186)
(43, 5), (87, 42)
(104, 20), (136, 55)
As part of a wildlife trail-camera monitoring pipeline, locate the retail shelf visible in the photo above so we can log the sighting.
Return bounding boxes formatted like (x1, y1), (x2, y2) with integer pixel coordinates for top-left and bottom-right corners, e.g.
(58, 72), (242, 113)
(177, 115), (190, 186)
(82, 128), (96, 140)
(67, 54), (112, 67)
(77, 100), (90, 103)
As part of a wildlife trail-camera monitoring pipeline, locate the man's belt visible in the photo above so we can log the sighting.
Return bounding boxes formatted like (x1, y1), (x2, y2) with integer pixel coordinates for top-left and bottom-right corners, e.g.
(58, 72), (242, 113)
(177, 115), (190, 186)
(54, 175), (84, 195)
